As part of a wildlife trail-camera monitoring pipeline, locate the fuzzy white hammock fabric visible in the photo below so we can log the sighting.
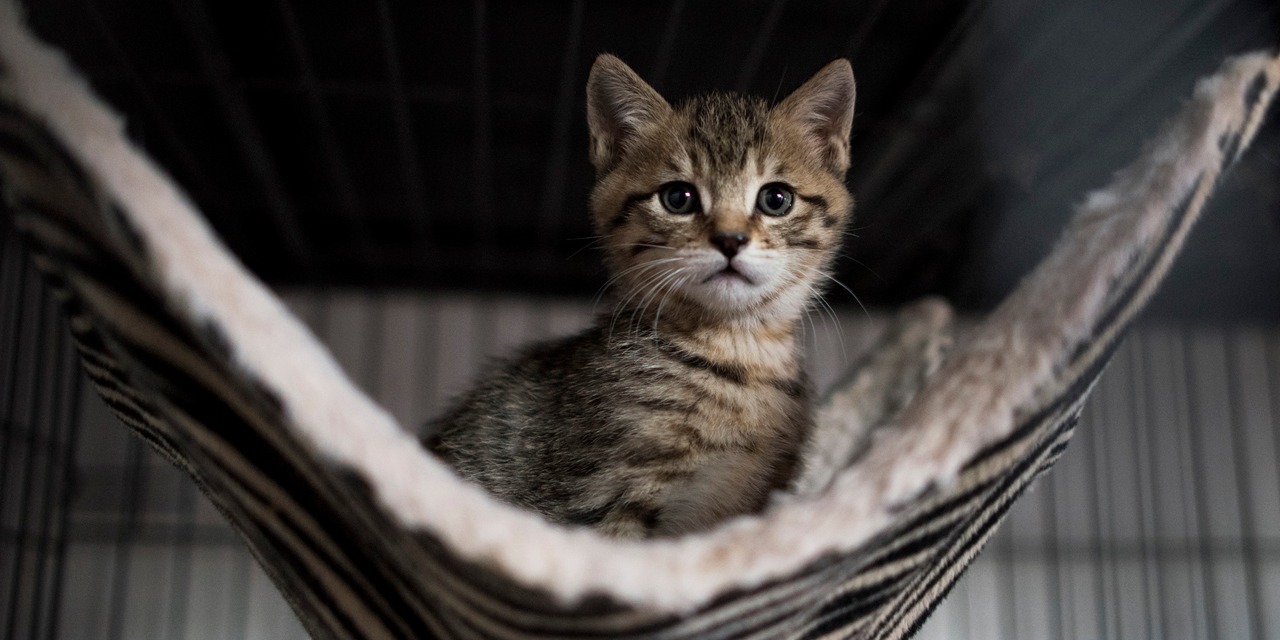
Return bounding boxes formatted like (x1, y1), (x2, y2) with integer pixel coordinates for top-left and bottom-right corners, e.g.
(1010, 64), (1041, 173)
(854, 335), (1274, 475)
(2, 4), (1278, 638)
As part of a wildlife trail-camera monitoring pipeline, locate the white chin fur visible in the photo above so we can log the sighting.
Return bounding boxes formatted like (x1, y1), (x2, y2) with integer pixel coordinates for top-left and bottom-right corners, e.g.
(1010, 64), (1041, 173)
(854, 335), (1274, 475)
(677, 251), (784, 313)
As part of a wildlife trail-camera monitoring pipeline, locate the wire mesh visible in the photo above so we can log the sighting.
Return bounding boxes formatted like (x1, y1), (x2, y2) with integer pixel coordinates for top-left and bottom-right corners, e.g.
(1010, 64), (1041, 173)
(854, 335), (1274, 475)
(0, 222), (83, 640)
(23, 0), (1276, 310)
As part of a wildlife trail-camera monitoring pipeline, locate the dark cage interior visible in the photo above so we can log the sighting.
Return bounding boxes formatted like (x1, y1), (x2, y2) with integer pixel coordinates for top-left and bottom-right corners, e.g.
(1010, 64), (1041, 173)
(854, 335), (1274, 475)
(16, 0), (1280, 316)
(3, 1), (1280, 639)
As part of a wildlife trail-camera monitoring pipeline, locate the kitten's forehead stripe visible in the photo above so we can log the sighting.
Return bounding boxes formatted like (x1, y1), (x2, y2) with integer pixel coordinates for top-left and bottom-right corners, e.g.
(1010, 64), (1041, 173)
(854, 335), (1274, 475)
(681, 93), (769, 175)
(748, 148), (774, 179)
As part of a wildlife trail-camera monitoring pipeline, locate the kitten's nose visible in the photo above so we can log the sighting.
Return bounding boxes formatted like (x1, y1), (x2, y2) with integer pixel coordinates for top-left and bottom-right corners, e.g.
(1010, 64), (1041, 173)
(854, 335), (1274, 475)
(711, 231), (749, 258)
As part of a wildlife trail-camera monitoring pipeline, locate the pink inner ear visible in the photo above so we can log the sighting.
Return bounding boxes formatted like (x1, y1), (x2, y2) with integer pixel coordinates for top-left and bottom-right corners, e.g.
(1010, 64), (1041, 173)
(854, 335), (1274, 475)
(800, 107), (853, 174)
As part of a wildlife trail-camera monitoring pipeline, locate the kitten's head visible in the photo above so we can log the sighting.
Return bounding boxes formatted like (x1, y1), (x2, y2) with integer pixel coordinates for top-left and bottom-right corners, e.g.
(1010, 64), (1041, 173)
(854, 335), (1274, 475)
(586, 54), (855, 328)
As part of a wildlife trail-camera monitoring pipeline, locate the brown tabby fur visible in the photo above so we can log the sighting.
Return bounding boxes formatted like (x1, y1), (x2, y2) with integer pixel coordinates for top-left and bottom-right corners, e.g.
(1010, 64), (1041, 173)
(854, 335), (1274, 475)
(427, 54), (856, 538)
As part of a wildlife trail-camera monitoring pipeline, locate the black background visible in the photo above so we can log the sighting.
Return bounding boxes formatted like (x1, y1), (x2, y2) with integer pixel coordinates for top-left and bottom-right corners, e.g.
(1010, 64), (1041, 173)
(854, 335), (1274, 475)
(22, 0), (1280, 318)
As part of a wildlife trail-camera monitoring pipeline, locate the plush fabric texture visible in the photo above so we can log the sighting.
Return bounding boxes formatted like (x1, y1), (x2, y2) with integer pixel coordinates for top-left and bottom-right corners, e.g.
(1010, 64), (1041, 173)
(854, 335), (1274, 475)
(1, 3), (1277, 637)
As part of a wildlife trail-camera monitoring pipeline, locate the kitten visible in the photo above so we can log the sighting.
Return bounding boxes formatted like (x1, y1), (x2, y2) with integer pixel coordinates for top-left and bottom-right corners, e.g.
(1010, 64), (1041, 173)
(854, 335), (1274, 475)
(426, 54), (855, 538)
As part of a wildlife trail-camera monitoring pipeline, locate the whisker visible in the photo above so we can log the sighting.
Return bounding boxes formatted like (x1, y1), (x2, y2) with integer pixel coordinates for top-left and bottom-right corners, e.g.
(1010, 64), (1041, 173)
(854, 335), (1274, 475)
(837, 255), (887, 285)
(609, 264), (678, 341)
(815, 292), (848, 364)
(652, 270), (689, 336)
(789, 273), (850, 366)
(631, 269), (679, 337)
(770, 65), (788, 104)
(821, 271), (869, 320)
(598, 265), (665, 319)
(787, 247), (884, 284)
(801, 304), (819, 345)
(592, 258), (683, 310)
(565, 235), (606, 259)
(623, 243), (676, 251)
(634, 267), (686, 337)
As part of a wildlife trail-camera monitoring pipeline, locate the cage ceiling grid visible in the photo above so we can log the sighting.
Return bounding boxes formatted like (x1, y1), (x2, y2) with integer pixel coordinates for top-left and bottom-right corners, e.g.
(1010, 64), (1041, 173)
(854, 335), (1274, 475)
(17, 0), (1280, 314)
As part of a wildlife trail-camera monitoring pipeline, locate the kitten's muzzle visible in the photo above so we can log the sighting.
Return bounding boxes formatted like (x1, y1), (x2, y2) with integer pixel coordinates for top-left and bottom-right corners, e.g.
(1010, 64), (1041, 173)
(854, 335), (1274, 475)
(710, 231), (749, 258)
(701, 258), (755, 285)
(701, 266), (753, 285)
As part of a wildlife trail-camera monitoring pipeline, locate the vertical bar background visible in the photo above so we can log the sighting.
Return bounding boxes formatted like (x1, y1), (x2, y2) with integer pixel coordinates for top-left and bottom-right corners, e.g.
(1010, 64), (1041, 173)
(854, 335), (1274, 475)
(0, 227), (84, 640)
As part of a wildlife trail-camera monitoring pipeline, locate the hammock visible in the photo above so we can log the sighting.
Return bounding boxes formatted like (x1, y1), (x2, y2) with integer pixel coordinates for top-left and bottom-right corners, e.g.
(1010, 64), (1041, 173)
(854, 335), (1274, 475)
(1, 4), (1277, 637)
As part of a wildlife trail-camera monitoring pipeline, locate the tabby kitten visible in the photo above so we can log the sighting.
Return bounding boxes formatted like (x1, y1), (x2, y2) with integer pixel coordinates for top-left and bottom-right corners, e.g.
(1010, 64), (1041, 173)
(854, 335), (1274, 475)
(427, 54), (855, 538)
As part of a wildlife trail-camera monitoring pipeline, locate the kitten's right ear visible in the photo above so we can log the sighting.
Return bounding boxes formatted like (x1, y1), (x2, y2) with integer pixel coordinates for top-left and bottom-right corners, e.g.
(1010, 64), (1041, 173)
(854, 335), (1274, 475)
(586, 54), (671, 171)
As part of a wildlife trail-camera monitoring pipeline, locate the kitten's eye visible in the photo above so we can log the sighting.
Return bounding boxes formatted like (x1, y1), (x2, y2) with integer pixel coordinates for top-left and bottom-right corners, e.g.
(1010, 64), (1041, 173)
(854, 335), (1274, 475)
(756, 183), (795, 217)
(659, 182), (700, 215)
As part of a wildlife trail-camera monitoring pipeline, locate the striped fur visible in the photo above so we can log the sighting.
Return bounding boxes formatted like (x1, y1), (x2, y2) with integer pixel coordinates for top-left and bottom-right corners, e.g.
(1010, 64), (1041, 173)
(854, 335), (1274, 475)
(1, 7), (1276, 637)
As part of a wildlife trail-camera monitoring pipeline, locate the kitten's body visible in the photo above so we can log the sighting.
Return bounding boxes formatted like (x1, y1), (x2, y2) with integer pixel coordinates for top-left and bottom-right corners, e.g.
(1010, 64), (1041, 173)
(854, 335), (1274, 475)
(428, 56), (855, 538)
(430, 322), (807, 537)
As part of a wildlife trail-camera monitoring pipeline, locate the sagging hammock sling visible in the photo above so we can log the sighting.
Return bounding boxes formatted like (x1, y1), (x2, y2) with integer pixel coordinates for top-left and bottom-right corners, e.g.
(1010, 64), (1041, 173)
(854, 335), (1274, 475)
(0, 5), (1277, 638)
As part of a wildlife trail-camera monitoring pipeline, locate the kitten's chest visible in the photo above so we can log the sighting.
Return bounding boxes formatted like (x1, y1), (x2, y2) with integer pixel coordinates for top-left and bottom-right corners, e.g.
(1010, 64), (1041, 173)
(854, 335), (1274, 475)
(600, 329), (811, 533)
(620, 329), (810, 449)
(682, 379), (807, 446)
(642, 379), (811, 534)
(657, 386), (809, 532)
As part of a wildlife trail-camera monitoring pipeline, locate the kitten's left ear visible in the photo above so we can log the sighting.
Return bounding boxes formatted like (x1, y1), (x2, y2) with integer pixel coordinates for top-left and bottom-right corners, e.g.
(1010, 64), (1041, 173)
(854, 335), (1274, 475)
(777, 59), (856, 175)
